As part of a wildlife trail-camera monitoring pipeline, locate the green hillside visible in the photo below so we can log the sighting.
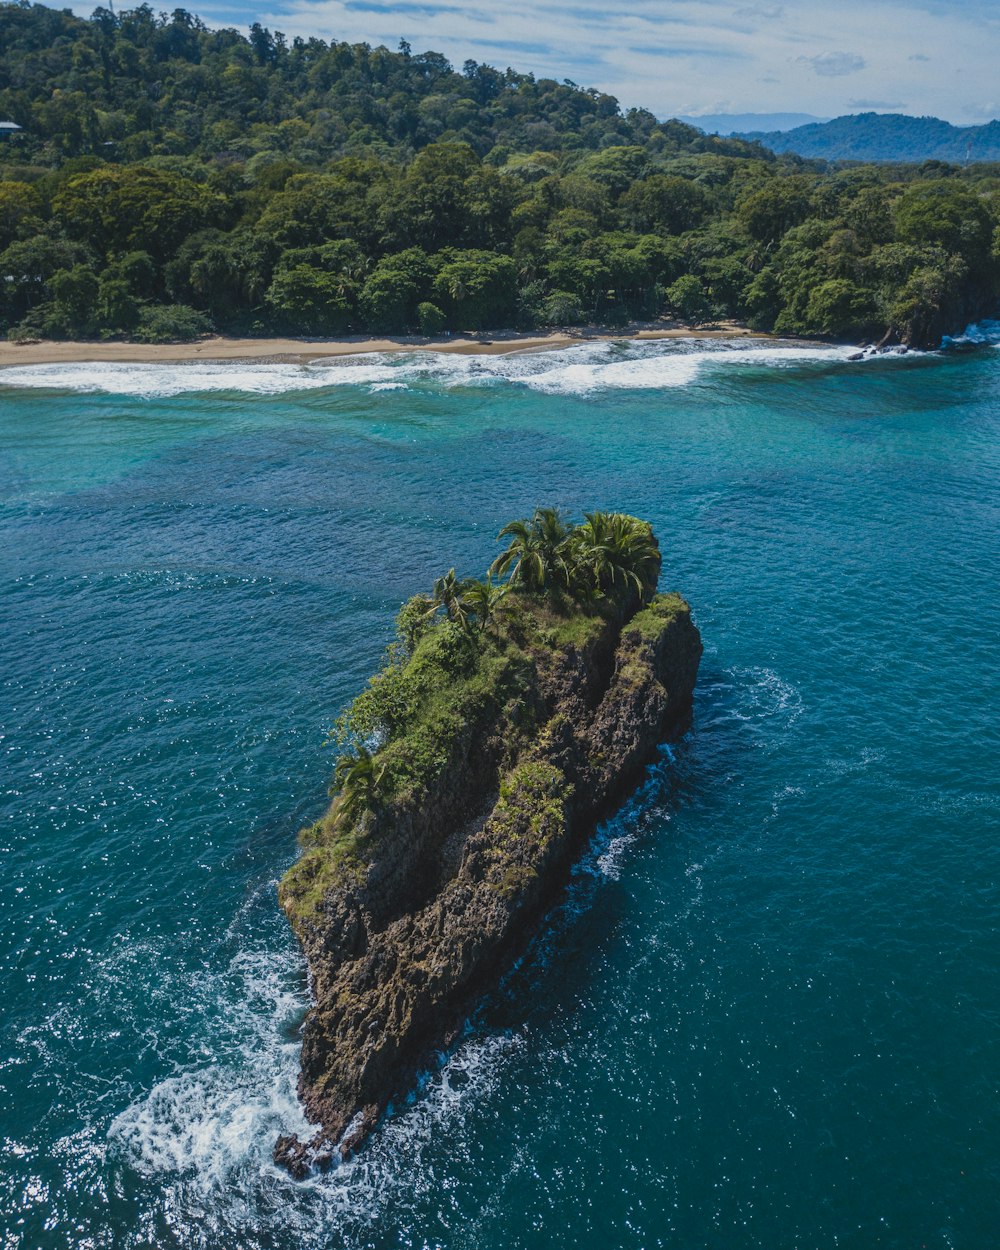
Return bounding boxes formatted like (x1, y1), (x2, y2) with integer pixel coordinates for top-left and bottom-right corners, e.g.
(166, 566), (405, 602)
(1, 3), (999, 347)
(0, 2), (756, 166)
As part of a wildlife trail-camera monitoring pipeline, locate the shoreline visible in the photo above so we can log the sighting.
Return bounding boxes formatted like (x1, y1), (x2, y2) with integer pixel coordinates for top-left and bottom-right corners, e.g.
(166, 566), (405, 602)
(0, 321), (764, 368)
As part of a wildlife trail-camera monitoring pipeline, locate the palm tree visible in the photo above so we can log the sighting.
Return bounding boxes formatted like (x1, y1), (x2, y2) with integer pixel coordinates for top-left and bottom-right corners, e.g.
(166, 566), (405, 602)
(396, 592), (438, 655)
(444, 273), (468, 302)
(612, 514), (661, 599)
(565, 510), (615, 591)
(489, 518), (542, 587)
(331, 745), (385, 828)
(490, 507), (570, 591)
(459, 577), (510, 634)
(431, 568), (473, 630)
(569, 512), (661, 604)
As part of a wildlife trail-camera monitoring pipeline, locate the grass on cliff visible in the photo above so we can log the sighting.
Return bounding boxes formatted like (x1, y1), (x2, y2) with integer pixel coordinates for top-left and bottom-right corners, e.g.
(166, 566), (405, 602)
(625, 591), (689, 639)
(281, 620), (539, 919)
(278, 818), (369, 922)
(487, 760), (572, 898)
(523, 593), (612, 648)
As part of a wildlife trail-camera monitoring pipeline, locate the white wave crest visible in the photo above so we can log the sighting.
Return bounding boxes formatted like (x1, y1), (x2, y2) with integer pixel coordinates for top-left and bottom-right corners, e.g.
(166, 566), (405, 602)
(104, 929), (529, 1249)
(0, 359), (407, 398)
(111, 1012), (526, 1246)
(943, 319), (1000, 347)
(109, 1055), (309, 1187)
(702, 665), (804, 755)
(107, 946), (311, 1193)
(0, 338), (880, 399)
(521, 342), (869, 394)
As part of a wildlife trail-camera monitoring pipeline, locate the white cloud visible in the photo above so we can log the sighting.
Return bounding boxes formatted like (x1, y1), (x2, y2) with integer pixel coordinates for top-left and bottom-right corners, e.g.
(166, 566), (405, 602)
(964, 101), (1000, 120)
(797, 51), (866, 77)
(733, 4), (785, 18)
(849, 98), (905, 110)
(127, 0), (1000, 124)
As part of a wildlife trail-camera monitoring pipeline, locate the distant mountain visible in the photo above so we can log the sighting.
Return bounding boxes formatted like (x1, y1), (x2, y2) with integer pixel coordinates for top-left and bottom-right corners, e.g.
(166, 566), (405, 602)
(677, 112), (829, 136)
(734, 113), (1000, 163)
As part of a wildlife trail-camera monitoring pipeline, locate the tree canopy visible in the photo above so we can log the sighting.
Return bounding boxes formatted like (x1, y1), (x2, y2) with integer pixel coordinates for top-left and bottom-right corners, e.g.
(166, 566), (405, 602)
(2, 1), (999, 346)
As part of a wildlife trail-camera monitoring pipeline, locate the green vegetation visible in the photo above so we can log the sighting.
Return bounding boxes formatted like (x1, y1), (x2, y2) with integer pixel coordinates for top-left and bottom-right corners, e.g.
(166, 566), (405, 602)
(2, 3), (999, 345)
(281, 509), (663, 912)
(625, 591), (690, 641)
(489, 761), (571, 898)
(335, 507), (659, 762)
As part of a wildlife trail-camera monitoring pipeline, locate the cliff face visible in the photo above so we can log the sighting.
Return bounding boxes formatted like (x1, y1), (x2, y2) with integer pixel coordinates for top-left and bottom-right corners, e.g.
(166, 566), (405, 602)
(275, 590), (701, 1174)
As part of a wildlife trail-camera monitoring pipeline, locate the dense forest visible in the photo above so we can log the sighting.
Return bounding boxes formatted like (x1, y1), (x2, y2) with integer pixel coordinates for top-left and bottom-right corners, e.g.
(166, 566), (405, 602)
(1, 0), (999, 346)
(737, 113), (1000, 165)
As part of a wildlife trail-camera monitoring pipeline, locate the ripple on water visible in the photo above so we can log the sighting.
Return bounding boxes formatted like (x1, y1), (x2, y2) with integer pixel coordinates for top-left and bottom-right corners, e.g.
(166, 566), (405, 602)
(2, 338), (999, 1249)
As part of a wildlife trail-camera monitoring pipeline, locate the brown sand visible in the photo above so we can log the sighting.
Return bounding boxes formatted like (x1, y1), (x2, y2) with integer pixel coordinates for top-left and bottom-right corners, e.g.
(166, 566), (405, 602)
(0, 322), (761, 368)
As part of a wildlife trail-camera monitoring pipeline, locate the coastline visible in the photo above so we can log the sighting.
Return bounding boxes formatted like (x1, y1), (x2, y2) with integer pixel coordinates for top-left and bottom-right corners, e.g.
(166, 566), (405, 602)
(0, 321), (762, 368)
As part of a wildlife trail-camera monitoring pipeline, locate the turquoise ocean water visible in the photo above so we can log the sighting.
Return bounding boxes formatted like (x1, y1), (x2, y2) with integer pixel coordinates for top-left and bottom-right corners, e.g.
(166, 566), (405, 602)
(1, 335), (998, 1249)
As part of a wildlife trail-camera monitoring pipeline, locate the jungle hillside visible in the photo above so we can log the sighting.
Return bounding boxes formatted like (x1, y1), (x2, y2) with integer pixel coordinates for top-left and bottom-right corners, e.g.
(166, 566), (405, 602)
(1, 1), (999, 346)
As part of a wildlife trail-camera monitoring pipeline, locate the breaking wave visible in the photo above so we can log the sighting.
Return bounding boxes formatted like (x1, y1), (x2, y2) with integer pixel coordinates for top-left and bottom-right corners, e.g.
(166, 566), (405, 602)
(0, 336), (901, 399)
(942, 319), (1000, 348)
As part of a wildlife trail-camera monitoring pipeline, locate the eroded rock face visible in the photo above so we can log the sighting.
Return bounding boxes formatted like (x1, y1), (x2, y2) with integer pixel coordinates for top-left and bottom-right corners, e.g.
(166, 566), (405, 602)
(276, 593), (702, 1171)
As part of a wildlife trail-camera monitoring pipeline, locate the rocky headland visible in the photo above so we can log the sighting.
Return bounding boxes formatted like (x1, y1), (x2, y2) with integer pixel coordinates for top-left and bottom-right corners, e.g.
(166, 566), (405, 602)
(274, 510), (702, 1175)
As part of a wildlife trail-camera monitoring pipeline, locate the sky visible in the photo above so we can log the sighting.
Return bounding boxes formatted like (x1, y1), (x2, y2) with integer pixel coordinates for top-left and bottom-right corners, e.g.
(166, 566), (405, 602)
(100, 0), (1000, 124)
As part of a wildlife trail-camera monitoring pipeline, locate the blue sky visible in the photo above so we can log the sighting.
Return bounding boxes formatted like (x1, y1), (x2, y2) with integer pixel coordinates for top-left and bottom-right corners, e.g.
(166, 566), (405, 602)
(101, 0), (1000, 123)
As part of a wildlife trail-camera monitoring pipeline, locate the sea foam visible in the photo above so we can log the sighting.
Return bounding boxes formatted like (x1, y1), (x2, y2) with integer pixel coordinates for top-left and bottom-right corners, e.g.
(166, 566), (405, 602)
(107, 946), (311, 1192)
(0, 338), (884, 399)
(942, 319), (1000, 347)
(0, 359), (405, 398)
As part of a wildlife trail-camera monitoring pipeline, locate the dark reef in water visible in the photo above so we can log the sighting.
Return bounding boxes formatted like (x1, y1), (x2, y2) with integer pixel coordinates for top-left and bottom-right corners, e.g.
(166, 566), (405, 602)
(274, 514), (702, 1174)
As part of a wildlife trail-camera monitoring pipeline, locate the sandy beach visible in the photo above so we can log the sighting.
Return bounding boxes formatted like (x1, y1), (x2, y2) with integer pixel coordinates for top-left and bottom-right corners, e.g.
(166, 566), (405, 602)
(0, 322), (761, 368)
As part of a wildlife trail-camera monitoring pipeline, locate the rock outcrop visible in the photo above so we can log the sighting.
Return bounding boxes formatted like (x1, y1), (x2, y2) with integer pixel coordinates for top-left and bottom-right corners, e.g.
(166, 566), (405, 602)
(275, 586), (702, 1174)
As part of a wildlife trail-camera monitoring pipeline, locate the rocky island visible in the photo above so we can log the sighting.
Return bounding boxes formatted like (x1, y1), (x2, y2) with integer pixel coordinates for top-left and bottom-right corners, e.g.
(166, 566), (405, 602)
(275, 509), (702, 1175)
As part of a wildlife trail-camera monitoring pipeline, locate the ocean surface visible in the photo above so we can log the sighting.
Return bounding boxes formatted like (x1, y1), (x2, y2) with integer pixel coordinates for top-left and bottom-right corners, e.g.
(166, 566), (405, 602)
(2, 333), (999, 1249)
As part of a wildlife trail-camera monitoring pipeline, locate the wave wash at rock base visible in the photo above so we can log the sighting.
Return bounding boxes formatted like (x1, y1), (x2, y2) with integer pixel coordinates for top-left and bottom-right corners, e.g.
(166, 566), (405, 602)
(274, 516), (702, 1174)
